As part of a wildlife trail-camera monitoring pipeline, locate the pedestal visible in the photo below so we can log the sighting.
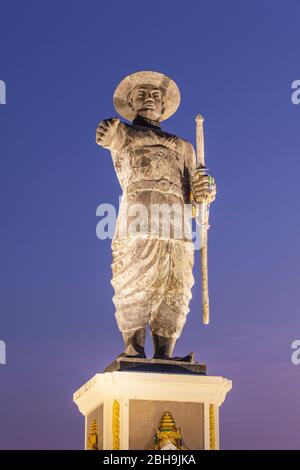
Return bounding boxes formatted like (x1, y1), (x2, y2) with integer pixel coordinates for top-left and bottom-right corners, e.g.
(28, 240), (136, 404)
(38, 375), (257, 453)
(73, 370), (232, 450)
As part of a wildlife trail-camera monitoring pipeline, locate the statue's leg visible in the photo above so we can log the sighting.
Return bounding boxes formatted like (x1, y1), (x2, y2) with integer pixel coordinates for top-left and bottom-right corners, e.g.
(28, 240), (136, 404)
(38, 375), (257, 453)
(119, 327), (146, 358)
(150, 240), (194, 360)
(111, 238), (155, 359)
(151, 332), (176, 359)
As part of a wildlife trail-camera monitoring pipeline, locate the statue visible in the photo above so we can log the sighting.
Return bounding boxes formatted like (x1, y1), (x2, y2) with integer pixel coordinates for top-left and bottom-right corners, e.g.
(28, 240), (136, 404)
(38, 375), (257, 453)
(96, 71), (216, 360)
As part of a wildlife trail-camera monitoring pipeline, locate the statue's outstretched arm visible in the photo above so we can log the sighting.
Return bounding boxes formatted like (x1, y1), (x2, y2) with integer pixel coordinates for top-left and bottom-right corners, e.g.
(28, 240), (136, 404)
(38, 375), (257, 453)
(96, 118), (131, 152)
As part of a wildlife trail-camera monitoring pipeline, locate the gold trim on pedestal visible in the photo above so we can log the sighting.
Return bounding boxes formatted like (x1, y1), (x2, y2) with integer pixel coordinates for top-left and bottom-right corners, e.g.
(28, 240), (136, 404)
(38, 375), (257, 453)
(112, 400), (120, 450)
(209, 404), (216, 450)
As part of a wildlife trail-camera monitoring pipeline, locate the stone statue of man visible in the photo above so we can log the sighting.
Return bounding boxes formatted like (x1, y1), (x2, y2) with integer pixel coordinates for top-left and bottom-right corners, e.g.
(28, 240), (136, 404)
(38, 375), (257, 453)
(96, 71), (216, 360)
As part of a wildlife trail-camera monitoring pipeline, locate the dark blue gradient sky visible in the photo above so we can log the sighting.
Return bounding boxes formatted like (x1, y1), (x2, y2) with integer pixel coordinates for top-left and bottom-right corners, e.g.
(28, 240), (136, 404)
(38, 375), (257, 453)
(1, 0), (300, 450)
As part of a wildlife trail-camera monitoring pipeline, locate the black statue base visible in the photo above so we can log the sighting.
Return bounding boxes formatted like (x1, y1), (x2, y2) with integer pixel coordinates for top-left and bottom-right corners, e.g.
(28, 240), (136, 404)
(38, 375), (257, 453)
(104, 354), (207, 375)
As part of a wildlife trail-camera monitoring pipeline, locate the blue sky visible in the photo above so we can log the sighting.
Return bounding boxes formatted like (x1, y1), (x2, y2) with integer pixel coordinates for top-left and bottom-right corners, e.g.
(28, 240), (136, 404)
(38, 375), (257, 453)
(0, 0), (300, 449)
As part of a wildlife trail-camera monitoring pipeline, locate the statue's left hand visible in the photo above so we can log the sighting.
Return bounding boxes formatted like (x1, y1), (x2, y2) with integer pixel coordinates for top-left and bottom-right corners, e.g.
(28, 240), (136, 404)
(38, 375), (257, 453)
(191, 171), (217, 204)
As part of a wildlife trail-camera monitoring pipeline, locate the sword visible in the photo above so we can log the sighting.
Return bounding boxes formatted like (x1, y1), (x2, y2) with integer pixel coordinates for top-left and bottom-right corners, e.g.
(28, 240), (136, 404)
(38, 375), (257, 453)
(195, 114), (210, 324)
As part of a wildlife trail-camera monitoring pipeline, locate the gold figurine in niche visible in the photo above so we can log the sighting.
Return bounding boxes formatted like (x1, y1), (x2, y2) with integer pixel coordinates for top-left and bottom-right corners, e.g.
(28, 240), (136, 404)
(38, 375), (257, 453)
(87, 419), (99, 450)
(151, 411), (187, 450)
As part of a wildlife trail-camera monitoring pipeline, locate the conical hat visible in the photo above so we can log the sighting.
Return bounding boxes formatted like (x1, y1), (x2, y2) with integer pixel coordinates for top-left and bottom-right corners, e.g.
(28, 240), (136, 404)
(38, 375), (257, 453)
(113, 71), (181, 122)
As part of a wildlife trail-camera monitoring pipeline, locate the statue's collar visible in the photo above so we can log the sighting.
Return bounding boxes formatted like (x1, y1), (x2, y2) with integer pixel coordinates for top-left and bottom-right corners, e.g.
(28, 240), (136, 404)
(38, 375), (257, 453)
(132, 115), (161, 130)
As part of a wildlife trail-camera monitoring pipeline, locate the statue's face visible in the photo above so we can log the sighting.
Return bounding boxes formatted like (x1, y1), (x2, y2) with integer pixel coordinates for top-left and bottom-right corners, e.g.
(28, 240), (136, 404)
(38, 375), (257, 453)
(128, 84), (164, 121)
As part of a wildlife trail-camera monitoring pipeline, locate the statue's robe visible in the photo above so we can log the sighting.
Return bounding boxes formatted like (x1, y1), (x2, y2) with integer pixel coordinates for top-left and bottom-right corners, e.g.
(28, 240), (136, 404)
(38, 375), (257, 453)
(104, 119), (196, 339)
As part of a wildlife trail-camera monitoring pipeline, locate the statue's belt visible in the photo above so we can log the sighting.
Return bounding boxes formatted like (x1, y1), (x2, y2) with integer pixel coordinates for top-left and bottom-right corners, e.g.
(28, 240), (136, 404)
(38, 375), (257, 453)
(126, 179), (183, 198)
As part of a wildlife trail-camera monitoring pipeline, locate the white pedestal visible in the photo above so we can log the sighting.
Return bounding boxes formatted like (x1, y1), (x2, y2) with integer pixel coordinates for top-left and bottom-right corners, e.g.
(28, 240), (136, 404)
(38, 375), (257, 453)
(74, 371), (232, 450)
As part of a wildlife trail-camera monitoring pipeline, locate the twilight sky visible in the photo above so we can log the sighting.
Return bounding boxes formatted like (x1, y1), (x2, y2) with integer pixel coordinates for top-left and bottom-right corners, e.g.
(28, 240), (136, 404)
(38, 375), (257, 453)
(0, 0), (300, 450)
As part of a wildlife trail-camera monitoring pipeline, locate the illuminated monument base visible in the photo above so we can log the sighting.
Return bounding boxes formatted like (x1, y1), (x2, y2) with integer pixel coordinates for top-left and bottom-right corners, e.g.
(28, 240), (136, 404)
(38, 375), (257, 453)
(73, 370), (232, 450)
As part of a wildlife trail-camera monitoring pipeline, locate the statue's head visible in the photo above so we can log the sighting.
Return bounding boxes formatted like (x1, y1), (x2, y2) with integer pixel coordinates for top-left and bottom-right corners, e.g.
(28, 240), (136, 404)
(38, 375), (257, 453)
(113, 71), (181, 123)
(128, 84), (165, 121)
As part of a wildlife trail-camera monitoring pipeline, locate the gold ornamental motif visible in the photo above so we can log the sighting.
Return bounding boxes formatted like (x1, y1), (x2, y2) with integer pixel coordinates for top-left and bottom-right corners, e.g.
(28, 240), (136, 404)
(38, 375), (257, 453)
(209, 404), (216, 450)
(151, 411), (187, 450)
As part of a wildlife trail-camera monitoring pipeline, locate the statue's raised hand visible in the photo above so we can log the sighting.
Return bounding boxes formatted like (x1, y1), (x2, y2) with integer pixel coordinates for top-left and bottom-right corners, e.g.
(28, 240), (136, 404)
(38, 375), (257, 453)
(96, 118), (120, 148)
